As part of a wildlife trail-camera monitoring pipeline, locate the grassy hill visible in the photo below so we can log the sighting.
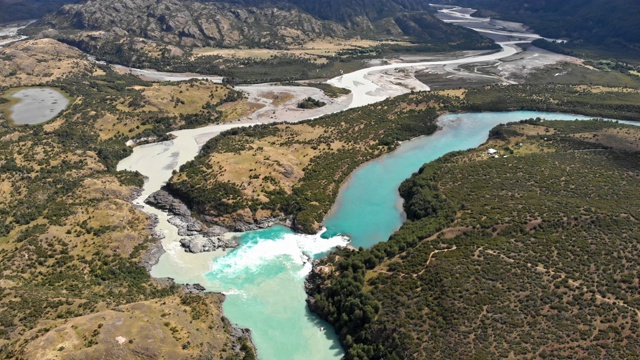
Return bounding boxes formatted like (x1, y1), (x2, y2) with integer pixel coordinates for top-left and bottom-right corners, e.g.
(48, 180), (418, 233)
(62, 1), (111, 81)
(0, 39), (255, 359)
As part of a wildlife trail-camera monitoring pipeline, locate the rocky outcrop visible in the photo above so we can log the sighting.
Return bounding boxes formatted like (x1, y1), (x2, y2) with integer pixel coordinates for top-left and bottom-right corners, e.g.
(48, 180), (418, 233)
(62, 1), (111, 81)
(179, 236), (237, 253)
(140, 239), (165, 271)
(304, 259), (325, 293)
(145, 189), (239, 253)
(183, 283), (207, 293)
(138, 213), (167, 271)
(145, 189), (192, 217)
(229, 213), (293, 233)
(144, 188), (297, 252)
(304, 260), (331, 321)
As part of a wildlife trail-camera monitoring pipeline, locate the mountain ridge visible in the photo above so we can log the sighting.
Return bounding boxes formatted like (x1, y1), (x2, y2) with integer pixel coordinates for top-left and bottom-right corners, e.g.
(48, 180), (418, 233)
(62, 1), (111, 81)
(36, 0), (487, 49)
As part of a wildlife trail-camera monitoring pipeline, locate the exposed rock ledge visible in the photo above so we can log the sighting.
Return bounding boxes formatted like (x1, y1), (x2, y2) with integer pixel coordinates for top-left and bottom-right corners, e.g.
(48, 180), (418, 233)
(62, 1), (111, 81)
(178, 235), (237, 254)
(145, 189), (235, 253)
(139, 213), (165, 271)
(145, 189), (292, 253)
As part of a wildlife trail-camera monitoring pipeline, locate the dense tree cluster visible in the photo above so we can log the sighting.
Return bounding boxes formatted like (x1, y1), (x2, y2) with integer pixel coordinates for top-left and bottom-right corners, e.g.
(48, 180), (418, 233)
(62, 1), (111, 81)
(297, 97), (326, 109)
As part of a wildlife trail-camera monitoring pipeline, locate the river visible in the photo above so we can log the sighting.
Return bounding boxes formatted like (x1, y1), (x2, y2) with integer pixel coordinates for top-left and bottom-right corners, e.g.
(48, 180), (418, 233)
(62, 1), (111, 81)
(0, 20), (34, 47)
(322, 112), (627, 248)
(115, 6), (580, 360)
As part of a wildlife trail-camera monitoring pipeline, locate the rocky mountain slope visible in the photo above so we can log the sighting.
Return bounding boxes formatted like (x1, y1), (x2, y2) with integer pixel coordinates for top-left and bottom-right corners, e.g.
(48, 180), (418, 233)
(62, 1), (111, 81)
(35, 0), (491, 50)
(40, 0), (345, 49)
(227, 0), (434, 26)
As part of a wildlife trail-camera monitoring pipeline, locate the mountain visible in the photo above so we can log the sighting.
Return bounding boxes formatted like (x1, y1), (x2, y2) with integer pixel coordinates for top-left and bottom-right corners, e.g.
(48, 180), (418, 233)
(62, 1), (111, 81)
(38, 0), (345, 49)
(225, 0), (434, 26)
(35, 0), (492, 50)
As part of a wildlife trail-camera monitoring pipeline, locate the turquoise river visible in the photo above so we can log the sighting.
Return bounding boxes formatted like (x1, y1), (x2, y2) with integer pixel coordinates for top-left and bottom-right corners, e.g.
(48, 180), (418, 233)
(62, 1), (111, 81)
(164, 111), (628, 359)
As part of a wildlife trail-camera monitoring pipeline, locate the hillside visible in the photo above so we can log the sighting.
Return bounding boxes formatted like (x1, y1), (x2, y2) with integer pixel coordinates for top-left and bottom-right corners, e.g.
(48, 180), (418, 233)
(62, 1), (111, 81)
(165, 96), (443, 234)
(0, 0), (71, 24)
(40, 0), (345, 49)
(221, 0), (434, 26)
(0, 39), (255, 359)
(307, 119), (640, 359)
(163, 84), (640, 235)
(37, 0), (489, 47)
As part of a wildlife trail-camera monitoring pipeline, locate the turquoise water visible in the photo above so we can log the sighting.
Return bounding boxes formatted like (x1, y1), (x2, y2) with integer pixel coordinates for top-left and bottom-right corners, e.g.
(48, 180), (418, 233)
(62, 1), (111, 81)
(322, 111), (602, 248)
(204, 226), (347, 360)
(198, 111), (624, 359)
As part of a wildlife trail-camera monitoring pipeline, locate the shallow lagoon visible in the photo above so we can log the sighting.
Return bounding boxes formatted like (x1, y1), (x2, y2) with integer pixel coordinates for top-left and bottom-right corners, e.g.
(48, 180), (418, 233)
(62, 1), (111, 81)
(8, 87), (69, 125)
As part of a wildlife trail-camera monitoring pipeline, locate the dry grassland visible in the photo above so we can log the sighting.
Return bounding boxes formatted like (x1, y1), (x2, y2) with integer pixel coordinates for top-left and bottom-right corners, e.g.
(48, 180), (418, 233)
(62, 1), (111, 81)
(0, 39), (94, 87)
(18, 293), (236, 360)
(193, 38), (414, 64)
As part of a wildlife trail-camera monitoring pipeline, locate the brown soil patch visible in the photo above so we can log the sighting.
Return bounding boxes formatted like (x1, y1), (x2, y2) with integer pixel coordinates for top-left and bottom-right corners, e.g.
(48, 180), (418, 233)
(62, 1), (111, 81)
(573, 85), (640, 94)
(219, 100), (265, 122)
(261, 91), (295, 106)
(436, 89), (467, 98)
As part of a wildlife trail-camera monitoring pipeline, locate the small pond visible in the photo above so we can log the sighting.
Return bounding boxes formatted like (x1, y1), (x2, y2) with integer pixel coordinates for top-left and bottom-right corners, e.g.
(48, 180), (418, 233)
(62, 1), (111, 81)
(7, 87), (69, 125)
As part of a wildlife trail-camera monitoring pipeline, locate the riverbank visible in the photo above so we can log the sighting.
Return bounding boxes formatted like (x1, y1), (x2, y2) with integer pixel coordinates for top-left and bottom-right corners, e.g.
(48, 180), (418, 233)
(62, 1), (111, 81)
(308, 117), (640, 358)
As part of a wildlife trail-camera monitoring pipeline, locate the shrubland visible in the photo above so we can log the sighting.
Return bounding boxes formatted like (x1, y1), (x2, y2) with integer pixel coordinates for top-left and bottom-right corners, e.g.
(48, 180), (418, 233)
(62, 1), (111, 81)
(308, 119), (640, 359)
(0, 39), (254, 358)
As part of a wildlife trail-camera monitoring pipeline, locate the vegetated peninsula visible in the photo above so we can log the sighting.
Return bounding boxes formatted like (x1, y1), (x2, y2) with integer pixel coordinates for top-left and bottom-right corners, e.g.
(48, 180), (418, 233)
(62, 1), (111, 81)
(0, 39), (256, 359)
(307, 119), (640, 359)
(163, 84), (640, 235)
